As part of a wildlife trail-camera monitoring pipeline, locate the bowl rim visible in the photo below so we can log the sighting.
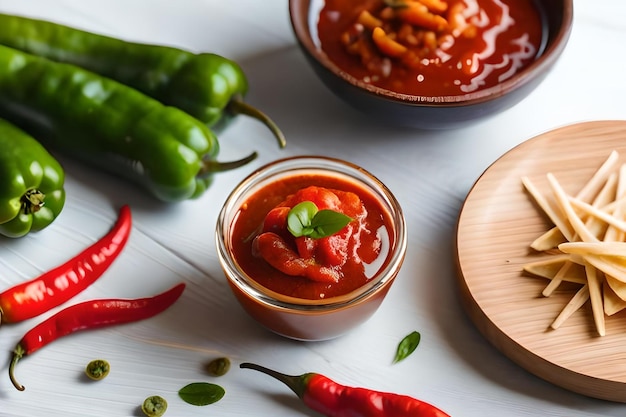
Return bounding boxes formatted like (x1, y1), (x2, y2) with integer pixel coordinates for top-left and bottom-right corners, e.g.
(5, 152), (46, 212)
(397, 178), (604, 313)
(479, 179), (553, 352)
(215, 155), (408, 313)
(288, 0), (574, 107)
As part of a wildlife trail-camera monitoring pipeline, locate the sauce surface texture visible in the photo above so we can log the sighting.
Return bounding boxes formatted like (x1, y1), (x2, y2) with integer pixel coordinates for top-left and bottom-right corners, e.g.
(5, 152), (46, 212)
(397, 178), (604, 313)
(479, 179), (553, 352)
(230, 174), (393, 300)
(317, 0), (544, 96)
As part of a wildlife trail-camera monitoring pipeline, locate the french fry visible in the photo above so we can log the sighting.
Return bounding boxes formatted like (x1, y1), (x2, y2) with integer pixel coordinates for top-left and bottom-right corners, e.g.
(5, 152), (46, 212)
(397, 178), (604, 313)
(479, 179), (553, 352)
(568, 197), (626, 234)
(559, 241), (626, 257)
(606, 274), (626, 302)
(530, 227), (565, 251)
(542, 261), (574, 297)
(522, 176), (574, 242)
(551, 285), (590, 330)
(603, 282), (626, 315)
(575, 150), (620, 202)
(522, 151), (626, 335)
(547, 173), (599, 243)
(584, 262), (605, 336)
(580, 254), (626, 284)
(528, 151), (619, 247)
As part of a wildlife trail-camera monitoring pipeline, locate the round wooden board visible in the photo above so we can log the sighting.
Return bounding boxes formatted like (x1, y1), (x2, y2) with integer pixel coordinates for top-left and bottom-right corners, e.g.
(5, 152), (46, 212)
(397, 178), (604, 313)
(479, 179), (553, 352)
(455, 120), (626, 402)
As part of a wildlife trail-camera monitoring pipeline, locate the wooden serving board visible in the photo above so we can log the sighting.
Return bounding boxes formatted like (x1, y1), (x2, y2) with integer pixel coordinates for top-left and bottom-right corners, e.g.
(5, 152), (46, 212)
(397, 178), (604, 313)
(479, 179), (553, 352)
(455, 120), (626, 402)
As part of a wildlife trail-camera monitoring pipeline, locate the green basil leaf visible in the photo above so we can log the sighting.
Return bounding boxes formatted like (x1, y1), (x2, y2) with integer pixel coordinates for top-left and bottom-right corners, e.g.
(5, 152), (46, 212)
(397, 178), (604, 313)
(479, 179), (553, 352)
(393, 331), (421, 364)
(178, 382), (225, 406)
(309, 209), (353, 239)
(287, 201), (318, 237)
(287, 201), (353, 239)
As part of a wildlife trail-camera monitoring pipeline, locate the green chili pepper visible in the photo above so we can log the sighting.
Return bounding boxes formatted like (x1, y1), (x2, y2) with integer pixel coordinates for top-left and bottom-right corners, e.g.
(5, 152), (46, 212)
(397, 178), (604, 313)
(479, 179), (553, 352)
(0, 45), (256, 202)
(0, 118), (65, 238)
(0, 13), (285, 146)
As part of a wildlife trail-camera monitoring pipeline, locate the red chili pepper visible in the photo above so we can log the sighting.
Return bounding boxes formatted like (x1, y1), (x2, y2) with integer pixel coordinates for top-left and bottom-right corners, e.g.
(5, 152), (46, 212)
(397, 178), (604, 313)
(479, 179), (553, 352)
(240, 363), (450, 417)
(9, 282), (185, 391)
(0, 205), (132, 324)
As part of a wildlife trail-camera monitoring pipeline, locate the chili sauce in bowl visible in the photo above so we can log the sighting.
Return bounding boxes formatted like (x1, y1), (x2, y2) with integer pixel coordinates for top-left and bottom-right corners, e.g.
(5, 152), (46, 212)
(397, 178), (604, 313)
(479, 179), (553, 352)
(318, 0), (544, 96)
(216, 156), (407, 341)
(289, 0), (572, 128)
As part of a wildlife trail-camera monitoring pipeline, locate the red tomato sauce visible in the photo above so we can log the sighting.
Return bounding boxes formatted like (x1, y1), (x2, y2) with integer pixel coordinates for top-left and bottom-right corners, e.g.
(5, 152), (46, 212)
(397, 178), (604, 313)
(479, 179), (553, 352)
(230, 174), (393, 300)
(317, 0), (544, 96)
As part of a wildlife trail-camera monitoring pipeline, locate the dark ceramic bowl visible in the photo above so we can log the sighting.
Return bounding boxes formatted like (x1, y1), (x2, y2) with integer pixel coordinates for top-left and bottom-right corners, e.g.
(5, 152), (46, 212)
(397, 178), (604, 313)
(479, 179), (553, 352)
(289, 0), (573, 129)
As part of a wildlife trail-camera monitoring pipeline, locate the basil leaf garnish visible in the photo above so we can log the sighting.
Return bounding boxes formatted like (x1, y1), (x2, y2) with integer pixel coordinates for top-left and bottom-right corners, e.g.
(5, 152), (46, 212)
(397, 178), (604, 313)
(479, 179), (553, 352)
(287, 201), (352, 239)
(393, 331), (421, 364)
(178, 382), (225, 406)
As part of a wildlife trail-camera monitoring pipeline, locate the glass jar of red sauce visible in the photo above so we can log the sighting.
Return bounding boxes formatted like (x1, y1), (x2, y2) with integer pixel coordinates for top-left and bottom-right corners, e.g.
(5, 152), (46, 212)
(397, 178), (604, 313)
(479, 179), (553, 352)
(216, 156), (407, 341)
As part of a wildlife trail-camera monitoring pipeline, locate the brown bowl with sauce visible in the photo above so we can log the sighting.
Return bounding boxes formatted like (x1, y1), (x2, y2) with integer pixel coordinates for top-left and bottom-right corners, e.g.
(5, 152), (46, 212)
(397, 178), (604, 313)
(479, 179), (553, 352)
(289, 0), (573, 129)
(216, 156), (407, 341)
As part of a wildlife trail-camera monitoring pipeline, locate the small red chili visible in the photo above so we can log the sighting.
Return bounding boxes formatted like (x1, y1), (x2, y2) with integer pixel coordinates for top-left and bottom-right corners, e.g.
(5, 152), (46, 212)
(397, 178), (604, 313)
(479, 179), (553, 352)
(0, 205), (132, 325)
(9, 282), (186, 391)
(240, 363), (450, 417)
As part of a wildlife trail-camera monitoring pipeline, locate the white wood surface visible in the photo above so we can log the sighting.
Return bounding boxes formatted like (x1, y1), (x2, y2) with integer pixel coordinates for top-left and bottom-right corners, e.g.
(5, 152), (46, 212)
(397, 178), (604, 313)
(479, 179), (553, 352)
(0, 1), (625, 416)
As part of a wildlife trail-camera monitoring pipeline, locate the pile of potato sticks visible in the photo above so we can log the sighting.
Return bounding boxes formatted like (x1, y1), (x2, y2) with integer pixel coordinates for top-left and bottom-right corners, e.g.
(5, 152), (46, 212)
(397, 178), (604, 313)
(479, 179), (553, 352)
(522, 150), (626, 336)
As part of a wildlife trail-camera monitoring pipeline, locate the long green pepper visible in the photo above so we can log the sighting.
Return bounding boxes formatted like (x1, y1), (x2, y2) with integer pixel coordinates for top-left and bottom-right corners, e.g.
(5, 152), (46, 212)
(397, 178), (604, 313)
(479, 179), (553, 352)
(0, 44), (253, 202)
(0, 13), (285, 145)
(0, 118), (65, 238)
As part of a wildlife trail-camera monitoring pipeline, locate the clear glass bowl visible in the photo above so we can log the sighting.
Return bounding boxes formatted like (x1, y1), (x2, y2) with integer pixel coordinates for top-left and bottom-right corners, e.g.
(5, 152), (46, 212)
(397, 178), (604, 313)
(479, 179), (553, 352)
(216, 156), (407, 341)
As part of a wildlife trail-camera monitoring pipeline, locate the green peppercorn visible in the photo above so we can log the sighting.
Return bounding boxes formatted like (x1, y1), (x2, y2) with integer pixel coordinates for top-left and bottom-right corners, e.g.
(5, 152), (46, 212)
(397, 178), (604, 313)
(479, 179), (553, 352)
(205, 357), (231, 377)
(142, 395), (167, 417)
(85, 359), (110, 381)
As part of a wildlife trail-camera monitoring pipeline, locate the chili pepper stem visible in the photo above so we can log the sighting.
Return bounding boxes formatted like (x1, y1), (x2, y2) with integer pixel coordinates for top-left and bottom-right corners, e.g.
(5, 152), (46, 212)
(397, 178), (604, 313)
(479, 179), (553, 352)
(198, 151), (258, 178)
(239, 362), (308, 399)
(9, 345), (26, 391)
(21, 189), (45, 215)
(227, 99), (287, 149)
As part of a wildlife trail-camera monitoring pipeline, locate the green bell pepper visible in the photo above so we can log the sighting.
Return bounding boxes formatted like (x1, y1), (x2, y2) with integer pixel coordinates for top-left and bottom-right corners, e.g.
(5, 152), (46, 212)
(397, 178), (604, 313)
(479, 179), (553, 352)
(0, 13), (285, 147)
(0, 45), (256, 202)
(0, 118), (65, 238)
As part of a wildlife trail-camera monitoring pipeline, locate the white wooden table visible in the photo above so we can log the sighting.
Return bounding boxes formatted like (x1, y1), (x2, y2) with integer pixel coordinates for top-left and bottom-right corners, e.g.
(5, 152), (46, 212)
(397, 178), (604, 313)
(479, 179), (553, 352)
(0, 1), (625, 416)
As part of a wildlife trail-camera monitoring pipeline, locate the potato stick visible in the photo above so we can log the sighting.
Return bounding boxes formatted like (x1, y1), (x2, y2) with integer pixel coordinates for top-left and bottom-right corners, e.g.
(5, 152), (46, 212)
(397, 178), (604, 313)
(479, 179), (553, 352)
(523, 253), (571, 268)
(585, 172), (617, 239)
(566, 253), (586, 266)
(582, 254), (626, 283)
(542, 260), (573, 296)
(522, 176), (574, 242)
(530, 227), (565, 251)
(528, 151), (620, 247)
(604, 165), (626, 241)
(615, 163), (626, 198)
(606, 274), (626, 302)
(551, 284), (590, 330)
(575, 150), (620, 203)
(584, 262), (605, 336)
(568, 198), (626, 233)
(605, 200), (626, 242)
(547, 173), (599, 243)
(559, 241), (626, 257)
(523, 256), (586, 285)
(603, 282), (626, 316)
